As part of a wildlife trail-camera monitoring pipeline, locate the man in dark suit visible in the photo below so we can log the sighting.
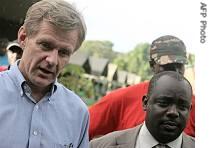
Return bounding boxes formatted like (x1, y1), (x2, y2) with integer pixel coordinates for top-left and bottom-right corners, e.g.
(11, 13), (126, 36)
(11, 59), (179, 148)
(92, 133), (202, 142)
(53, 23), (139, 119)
(89, 71), (194, 148)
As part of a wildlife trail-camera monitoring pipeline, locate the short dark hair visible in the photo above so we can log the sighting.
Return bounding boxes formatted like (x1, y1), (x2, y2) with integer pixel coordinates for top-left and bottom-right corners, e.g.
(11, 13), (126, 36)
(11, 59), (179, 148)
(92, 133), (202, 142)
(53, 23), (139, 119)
(147, 71), (192, 98)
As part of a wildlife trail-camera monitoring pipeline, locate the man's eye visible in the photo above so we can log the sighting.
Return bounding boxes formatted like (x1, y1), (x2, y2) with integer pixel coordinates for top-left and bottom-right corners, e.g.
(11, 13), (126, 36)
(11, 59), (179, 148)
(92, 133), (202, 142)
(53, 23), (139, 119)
(40, 42), (51, 50)
(59, 49), (71, 57)
(179, 104), (190, 111)
(157, 101), (169, 107)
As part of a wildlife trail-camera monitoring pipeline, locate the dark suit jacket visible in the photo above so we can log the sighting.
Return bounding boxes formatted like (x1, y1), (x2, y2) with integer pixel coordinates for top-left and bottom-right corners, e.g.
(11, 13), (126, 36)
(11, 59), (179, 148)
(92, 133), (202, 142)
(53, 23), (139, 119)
(89, 124), (195, 148)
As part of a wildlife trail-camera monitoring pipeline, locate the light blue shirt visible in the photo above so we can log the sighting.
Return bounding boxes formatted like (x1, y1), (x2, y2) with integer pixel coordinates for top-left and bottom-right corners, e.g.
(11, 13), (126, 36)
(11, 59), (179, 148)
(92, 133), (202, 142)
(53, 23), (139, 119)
(135, 123), (182, 148)
(0, 61), (89, 148)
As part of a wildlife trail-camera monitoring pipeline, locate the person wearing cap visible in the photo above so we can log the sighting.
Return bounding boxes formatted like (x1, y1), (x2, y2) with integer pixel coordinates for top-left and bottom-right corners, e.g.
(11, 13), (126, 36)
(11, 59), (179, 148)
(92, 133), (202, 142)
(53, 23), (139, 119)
(0, 0), (89, 147)
(89, 71), (195, 148)
(89, 35), (195, 139)
(0, 38), (9, 71)
(6, 40), (23, 67)
(0, 40), (23, 71)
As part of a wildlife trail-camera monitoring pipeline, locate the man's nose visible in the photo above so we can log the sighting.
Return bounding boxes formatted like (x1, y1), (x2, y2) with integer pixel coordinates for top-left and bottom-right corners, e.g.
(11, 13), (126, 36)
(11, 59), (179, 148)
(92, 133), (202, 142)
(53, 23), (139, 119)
(166, 105), (179, 118)
(46, 50), (58, 66)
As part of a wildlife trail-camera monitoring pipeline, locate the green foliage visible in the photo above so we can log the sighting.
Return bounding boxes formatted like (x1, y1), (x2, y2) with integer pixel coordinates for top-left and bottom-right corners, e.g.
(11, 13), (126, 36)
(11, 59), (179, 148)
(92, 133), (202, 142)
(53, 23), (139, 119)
(79, 40), (118, 61)
(187, 53), (195, 67)
(60, 64), (85, 77)
(113, 43), (152, 81)
(58, 64), (95, 100)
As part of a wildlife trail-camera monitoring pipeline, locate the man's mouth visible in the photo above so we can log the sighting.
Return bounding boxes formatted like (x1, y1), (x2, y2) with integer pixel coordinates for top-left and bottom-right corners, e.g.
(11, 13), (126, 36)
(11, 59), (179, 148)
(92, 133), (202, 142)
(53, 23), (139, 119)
(39, 67), (54, 75)
(161, 121), (178, 131)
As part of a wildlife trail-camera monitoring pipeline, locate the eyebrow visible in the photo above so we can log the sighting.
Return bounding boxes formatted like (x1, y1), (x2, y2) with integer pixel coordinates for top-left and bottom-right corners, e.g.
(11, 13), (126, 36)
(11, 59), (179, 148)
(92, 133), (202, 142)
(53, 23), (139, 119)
(178, 99), (191, 105)
(37, 38), (73, 52)
(155, 96), (190, 103)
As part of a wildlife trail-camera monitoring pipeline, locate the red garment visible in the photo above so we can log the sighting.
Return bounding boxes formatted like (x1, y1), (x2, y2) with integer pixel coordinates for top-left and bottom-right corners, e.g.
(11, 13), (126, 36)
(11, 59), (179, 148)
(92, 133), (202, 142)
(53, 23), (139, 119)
(89, 81), (195, 139)
(0, 66), (7, 72)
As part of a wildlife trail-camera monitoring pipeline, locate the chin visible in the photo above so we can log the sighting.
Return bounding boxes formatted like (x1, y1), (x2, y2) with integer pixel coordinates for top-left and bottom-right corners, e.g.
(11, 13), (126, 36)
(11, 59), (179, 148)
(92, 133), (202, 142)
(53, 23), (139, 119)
(161, 131), (181, 140)
(158, 133), (180, 143)
(32, 78), (54, 88)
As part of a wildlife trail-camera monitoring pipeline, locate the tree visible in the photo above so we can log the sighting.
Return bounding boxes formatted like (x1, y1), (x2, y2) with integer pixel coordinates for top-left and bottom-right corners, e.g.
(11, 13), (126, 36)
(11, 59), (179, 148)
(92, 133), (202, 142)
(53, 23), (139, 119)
(58, 64), (95, 100)
(187, 53), (195, 67)
(113, 43), (152, 81)
(79, 40), (118, 61)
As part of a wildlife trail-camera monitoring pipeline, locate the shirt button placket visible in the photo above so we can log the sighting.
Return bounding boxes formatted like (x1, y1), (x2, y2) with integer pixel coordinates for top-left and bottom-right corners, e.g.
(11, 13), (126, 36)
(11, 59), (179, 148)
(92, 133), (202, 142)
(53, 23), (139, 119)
(28, 104), (42, 148)
(35, 105), (39, 110)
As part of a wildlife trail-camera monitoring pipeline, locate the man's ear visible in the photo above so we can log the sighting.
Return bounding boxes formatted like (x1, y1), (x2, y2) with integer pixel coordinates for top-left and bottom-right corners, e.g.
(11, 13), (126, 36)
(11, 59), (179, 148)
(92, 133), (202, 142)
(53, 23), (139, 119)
(18, 26), (27, 49)
(142, 95), (149, 111)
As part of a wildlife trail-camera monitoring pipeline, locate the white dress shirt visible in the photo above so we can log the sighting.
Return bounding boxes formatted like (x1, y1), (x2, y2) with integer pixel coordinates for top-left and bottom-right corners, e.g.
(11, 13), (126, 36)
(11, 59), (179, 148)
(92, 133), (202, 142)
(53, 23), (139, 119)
(135, 122), (182, 148)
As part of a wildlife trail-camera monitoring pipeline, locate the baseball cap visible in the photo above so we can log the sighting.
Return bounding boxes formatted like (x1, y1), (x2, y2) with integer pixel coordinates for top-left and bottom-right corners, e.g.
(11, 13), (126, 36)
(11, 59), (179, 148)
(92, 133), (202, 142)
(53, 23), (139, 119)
(6, 41), (22, 53)
(150, 35), (187, 65)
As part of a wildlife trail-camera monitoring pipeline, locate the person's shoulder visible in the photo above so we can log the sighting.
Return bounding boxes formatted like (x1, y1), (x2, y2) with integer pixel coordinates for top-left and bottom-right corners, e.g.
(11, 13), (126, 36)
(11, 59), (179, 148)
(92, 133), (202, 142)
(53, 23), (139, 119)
(92, 81), (149, 106)
(106, 81), (149, 98)
(89, 129), (126, 148)
(89, 130), (120, 147)
(90, 125), (141, 147)
(0, 66), (8, 72)
(0, 68), (8, 75)
(183, 133), (195, 141)
(55, 82), (75, 96)
(119, 81), (149, 92)
(0, 69), (10, 83)
(55, 83), (88, 110)
(182, 133), (195, 147)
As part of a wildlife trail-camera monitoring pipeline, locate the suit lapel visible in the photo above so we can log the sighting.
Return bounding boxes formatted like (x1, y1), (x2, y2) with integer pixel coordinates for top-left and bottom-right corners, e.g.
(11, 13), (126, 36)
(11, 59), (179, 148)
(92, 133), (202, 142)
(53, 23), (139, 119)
(113, 125), (142, 148)
(107, 144), (134, 148)
(181, 133), (195, 148)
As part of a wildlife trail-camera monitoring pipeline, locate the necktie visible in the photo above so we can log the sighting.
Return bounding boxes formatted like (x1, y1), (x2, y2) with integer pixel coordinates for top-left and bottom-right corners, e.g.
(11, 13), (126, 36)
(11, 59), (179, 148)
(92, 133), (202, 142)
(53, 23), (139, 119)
(153, 143), (170, 148)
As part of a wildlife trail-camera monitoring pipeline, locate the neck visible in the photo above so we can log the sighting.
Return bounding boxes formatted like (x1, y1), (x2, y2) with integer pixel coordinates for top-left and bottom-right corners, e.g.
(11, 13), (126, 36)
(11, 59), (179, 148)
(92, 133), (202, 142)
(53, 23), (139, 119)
(28, 83), (52, 102)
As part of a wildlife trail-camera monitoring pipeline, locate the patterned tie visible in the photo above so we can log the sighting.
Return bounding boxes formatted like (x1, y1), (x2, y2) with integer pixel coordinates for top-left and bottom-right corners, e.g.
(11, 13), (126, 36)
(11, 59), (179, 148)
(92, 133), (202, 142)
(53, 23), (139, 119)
(153, 143), (170, 148)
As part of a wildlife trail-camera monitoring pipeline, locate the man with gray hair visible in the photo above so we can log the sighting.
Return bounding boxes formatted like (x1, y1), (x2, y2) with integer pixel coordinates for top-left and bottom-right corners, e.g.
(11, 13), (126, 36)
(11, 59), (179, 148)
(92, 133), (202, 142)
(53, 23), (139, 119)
(0, 0), (89, 147)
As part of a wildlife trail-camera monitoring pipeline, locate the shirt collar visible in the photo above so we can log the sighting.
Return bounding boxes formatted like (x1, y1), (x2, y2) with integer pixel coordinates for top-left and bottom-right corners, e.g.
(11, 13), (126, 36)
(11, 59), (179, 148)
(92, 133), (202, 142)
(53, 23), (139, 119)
(137, 122), (182, 148)
(9, 60), (27, 96)
(167, 135), (182, 148)
(9, 60), (58, 101)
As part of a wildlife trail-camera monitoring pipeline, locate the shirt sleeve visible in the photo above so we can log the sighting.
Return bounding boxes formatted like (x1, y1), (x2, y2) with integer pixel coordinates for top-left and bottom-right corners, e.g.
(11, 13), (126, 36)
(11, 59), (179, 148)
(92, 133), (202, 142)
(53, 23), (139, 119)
(88, 92), (121, 140)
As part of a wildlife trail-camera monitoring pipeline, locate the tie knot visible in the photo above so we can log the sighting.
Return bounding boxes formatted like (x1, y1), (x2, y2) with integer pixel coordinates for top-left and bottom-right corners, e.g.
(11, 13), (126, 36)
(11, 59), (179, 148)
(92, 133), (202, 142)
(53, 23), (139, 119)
(153, 143), (170, 148)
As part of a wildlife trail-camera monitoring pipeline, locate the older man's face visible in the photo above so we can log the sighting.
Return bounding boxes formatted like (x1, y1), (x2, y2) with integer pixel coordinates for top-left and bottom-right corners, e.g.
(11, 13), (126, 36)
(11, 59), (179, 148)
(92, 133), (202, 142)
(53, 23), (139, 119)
(18, 21), (79, 89)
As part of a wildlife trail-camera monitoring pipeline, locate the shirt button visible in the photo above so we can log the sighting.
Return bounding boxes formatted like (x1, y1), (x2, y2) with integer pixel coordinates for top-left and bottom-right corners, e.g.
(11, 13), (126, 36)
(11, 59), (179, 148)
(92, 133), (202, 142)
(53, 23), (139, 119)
(33, 130), (38, 136)
(35, 105), (39, 110)
(20, 91), (24, 96)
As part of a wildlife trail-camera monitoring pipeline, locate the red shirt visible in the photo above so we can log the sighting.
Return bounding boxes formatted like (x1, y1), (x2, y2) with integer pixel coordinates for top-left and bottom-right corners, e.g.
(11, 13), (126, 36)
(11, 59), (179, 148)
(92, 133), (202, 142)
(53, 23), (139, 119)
(0, 66), (7, 72)
(89, 81), (195, 139)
